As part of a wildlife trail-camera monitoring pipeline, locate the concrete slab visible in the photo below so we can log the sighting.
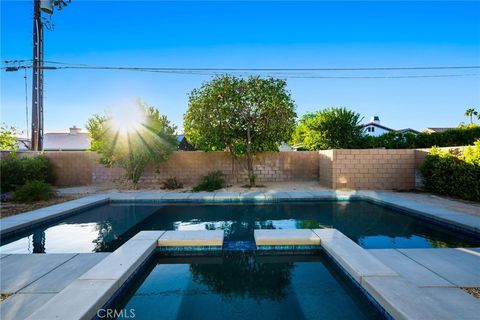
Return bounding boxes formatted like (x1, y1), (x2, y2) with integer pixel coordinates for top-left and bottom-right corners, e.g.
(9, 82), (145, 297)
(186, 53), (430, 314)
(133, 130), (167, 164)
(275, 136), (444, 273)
(263, 192), (292, 200)
(238, 191), (266, 201)
(399, 248), (480, 287)
(0, 254), (76, 293)
(24, 279), (117, 320)
(188, 192), (216, 201)
(20, 253), (109, 293)
(358, 191), (480, 234)
(212, 192), (240, 201)
(254, 229), (321, 246)
(313, 228), (348, 241)
(0, 293), (56, 320)
(80, 238), (156, 287)
(0, 195), (109, 235)
(363, 276), (479, 320)
(288, 192), (319, 199)
(0, 254), (10, 259)
(368, 249), (454, 287)
(130, 230), (165, 241)
(321, 236), (397, 283)
(420, 287), (480, 318)
(161, 193), (191, 201)
(158, 230), (224, 247)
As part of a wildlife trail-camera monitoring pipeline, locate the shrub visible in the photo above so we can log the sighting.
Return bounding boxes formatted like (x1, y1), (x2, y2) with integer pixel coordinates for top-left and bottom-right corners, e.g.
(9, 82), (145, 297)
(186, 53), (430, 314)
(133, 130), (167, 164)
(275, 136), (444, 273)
(192, 171), (225, 192)
(161, 177), (183, 190)
(13, 180), (56, 202)
(361, 126), (480, 149)
(420, 141), (480, 201)
(0, 154), (54, 192)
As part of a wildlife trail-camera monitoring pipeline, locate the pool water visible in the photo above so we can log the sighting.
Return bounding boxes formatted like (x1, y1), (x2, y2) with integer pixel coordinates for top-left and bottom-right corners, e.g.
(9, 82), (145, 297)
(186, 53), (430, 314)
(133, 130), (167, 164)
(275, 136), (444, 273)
(112, 253), (384, 320)
(1, 201), (479, 253)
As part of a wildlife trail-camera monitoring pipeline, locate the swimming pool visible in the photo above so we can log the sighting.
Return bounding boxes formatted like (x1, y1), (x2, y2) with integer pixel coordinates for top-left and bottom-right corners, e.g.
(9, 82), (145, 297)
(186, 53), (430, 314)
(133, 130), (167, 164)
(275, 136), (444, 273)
(1, 200), (479, 253)
(111, 253), (384, 320)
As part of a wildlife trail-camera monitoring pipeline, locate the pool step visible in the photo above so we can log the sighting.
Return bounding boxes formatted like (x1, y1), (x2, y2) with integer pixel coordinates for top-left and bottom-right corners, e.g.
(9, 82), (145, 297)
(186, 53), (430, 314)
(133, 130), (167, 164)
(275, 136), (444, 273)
(223, 240), (257, 251)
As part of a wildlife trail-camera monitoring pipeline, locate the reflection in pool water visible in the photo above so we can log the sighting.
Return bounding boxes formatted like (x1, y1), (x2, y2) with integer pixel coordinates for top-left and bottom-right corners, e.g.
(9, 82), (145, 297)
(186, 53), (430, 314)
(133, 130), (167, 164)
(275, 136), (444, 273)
(114, 253), (384, 320)
(1, 201), (479, 253)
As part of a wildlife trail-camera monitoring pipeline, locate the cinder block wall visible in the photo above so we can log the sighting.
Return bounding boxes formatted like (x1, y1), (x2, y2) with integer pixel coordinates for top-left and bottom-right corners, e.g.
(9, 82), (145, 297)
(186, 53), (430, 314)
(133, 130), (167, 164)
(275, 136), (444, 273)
(318, 149), (416, 190)
(318, 150), (334, 187)
(4, 151), (319, 186)
(3, 146), (469, 189)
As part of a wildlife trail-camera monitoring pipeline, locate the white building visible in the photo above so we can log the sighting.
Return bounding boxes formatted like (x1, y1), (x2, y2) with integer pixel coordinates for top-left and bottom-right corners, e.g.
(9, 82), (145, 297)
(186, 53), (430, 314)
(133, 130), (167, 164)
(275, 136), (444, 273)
(363, 116), (419, 137)
(15, 126), (91, 151)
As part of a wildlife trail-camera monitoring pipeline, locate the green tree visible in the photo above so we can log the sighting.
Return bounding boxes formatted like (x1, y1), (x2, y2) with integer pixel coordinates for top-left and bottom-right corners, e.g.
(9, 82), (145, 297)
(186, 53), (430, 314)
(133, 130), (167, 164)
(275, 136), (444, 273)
(465, 108), (478, 124)
(184, 75), (296, 186)
(0, 124), (18, 151)
(291, 108), (364, 150)
(86, 100), (177, 187)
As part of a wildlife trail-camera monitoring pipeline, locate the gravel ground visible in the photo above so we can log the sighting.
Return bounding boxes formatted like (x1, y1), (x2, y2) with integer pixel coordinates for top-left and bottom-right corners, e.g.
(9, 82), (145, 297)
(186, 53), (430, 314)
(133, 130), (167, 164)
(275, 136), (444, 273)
(463, 288), (480, 299)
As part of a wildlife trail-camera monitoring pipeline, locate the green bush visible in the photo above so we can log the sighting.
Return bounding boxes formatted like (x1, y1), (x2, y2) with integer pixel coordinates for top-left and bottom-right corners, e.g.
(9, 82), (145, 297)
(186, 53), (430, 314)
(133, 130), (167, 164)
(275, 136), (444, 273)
(1, 154), (54, 192)
(13, 180), (56, 202)
(361, 126), (480, 149)
(420, 141), (480, 201)
(161, 177), (183, 190)
(192, 171), (225, 192)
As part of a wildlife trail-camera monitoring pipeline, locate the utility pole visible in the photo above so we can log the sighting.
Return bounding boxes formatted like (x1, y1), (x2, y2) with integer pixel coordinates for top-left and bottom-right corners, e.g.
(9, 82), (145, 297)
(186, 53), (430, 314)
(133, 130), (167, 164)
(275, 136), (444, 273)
(31, 0), (43, 151)
(30, 0), (71, 150)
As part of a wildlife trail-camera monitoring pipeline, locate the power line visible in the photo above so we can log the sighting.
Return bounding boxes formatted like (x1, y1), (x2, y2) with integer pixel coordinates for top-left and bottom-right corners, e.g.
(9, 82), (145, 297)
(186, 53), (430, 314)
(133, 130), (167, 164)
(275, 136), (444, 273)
(3, 60), (480, 71)
(3, 61), (480, 78)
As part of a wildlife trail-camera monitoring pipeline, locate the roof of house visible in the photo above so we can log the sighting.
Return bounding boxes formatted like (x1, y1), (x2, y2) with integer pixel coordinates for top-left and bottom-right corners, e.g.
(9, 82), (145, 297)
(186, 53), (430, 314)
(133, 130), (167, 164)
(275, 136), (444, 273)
(424, 127), (454, 133)
(362, 122), (395, 132)
(43, 132), (91, 150)
(396, 128), (420, 134)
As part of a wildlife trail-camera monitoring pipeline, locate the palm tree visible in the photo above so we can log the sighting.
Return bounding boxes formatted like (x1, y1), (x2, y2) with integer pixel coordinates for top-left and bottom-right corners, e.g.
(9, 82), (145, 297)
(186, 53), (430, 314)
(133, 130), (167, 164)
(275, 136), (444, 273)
(465, 108), (478, 124)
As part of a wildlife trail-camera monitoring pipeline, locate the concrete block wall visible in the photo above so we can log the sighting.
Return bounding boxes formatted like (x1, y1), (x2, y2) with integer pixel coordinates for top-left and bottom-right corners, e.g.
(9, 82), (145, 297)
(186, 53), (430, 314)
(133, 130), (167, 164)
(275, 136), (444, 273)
(111, 151), (320, 185)
(318, 149), (416, 190)
(318, 150), (334, 188)
(4, 151), (319, 186)
(3, 146), (469, 189)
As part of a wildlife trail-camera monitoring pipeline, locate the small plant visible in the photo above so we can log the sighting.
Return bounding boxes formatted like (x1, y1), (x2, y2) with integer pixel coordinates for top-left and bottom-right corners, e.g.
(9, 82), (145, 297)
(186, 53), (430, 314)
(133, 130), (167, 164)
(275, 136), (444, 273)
(192, 171), (225, 192)
(161, 177), (183, 190)
(13, 181), (56, 202)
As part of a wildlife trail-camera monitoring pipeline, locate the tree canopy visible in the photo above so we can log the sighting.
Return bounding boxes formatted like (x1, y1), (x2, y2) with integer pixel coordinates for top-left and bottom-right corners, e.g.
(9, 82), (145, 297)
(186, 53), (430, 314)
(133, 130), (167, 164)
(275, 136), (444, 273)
(0, 124), (18, 151)
(86, 100), (177, 186)
(291, 107), (364, 150)
(184, 75), (296, 185)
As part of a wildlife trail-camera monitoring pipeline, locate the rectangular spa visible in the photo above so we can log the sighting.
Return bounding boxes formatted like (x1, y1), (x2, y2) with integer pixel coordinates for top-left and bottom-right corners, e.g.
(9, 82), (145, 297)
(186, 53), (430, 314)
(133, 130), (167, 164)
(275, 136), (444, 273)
(111, 253), (384, 320)
(1, 200), (479, 253)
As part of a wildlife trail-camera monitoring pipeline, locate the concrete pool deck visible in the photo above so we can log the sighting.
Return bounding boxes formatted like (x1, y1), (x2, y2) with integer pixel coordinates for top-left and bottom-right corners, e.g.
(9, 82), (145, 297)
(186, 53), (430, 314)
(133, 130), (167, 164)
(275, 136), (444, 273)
(1, 229), (479, 320)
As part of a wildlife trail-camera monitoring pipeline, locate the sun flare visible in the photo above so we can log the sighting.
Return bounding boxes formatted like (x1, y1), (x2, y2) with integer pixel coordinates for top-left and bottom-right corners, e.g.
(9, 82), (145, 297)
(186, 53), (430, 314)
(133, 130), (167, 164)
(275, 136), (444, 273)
(109, 104), (146, 135)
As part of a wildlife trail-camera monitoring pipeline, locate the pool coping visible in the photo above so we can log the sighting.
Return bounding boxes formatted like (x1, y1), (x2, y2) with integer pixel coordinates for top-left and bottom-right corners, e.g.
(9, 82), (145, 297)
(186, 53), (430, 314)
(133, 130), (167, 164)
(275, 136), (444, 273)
(22, 229), (480, 320)
(1, 190), (479, 239)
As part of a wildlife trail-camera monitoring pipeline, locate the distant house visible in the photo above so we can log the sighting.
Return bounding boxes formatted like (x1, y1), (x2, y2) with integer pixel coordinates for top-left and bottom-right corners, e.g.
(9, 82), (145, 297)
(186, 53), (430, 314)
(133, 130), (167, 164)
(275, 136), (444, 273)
(363, 116), (419, 137)
(176, 134), (196, 151)
(423, 127), (454, 134)
(14, 126), (91, 151)
(43, 126), (90, 151)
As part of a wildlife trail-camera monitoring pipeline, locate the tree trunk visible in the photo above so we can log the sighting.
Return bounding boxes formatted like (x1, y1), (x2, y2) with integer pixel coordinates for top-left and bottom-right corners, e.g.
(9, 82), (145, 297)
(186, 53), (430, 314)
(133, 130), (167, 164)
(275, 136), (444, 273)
(246, 125), (255, 187)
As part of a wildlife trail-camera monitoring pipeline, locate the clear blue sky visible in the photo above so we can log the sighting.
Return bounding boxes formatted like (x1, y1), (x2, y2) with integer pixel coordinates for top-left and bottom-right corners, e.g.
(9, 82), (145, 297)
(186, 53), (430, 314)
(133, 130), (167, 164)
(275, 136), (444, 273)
(1, 1), (480, 133)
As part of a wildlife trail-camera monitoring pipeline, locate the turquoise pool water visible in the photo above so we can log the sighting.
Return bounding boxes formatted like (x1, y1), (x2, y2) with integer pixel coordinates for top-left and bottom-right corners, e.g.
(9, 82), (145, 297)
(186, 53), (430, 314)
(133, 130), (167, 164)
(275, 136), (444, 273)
(112, 253), (384, 320)
(1, 201), (479, 253)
